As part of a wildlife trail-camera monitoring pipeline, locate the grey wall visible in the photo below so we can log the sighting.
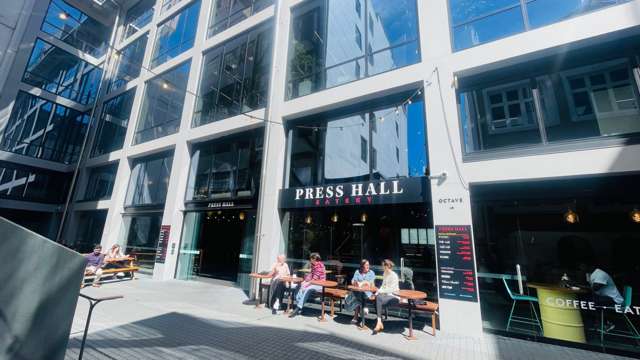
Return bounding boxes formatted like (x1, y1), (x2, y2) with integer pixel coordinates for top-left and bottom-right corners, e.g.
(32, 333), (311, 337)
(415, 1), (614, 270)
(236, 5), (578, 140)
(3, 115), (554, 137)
(0, 217), (86, 360)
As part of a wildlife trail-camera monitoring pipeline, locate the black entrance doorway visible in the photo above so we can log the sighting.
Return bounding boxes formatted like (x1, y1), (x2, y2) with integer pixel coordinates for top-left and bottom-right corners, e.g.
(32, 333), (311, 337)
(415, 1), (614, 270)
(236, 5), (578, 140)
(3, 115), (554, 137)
(198, 213), (243, 282)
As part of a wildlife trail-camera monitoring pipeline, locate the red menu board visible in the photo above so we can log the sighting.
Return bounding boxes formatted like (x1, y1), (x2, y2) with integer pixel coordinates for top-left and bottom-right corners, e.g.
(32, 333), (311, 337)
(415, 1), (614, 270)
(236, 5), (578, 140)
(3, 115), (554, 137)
(436, 225), (478, 302)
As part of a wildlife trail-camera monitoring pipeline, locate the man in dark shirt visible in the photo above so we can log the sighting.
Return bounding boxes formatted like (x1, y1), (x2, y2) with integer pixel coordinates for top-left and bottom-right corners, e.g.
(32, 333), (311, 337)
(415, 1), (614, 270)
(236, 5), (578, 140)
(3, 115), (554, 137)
(84, 245), (105, 287)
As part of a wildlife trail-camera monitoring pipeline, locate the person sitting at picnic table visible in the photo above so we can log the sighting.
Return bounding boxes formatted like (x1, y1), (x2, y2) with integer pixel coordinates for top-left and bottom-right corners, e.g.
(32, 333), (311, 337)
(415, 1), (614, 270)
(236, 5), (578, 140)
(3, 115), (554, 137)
(104, 244), (127, 268)
(84, 244), (105, 288)
(373, 259), (400, 334)
(345, 259), (376, 324)
(289, 252), (325, 318)
(268, 254), (291, 314)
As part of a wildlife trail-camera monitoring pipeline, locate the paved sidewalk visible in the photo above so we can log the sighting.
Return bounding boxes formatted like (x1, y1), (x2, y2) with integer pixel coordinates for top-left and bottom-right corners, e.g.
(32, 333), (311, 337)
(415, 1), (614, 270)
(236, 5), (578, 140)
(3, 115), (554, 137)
(65, 278), (634, 360)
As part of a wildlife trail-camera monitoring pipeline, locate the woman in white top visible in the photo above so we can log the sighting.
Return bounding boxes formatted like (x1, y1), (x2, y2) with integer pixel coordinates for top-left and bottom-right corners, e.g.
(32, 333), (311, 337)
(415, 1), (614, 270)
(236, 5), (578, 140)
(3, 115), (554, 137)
(268, 254), (290, 314)
(373, 259), (400, 333)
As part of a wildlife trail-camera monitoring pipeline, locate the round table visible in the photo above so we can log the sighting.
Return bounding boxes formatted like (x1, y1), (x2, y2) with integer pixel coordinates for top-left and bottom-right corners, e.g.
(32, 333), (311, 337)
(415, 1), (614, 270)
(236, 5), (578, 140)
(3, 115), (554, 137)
(348, 285), (378, 330)
(394, 290), (427, 340)
(280, 276), (303, 314)
(311, 280), (338, 322)
(249, 273), (272, 308)
(527, 283), (588, 343)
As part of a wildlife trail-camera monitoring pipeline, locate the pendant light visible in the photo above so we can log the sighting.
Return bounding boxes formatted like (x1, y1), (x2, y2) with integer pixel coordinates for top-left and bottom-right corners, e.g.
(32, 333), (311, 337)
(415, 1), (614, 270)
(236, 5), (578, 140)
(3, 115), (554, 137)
(305, 214), (313, 224)
(564, 208), (579, 224)
(630, 208), (640, 223)
(331, 213), (339, 223)
(360, 212), (368, 223)
(239, 211), (246, 221)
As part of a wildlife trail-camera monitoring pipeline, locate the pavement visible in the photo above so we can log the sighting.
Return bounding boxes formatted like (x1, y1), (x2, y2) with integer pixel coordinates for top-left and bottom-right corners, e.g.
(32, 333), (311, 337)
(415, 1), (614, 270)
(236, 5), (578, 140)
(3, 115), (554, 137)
(65, 277), (635, 360)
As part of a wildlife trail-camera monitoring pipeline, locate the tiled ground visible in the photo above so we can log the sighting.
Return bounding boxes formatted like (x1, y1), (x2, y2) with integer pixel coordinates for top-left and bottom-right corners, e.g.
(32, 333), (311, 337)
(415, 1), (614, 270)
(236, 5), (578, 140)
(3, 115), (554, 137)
(65, 277), (635, 360)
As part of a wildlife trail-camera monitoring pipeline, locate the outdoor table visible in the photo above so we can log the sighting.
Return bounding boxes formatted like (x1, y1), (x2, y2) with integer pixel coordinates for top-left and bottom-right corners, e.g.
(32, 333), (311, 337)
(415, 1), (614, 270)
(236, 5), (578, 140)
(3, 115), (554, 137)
(280, 276), (303, 313)
(249, 273), (271, 308)
(394, 289), (427, 340)
(310, 280), (338, 322)
(104, 256), (134, 263)
(527, 282), (588, 343)
(348, 285), (378, 330)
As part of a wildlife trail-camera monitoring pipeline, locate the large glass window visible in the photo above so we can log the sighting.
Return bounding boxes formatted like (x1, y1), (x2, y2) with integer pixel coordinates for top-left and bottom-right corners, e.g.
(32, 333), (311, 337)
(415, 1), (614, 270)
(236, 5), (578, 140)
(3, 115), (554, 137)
(1, 91), (89, 164)
(208, 0), (273, 37)
(186, 128), (263, 201)
(109, 35), (148, 92)
(0, 161), (70, 204)
(83, 163), (118, 201)
(122, 213), (162, 271)
(134, 61), (191, 144)
(449, 0), (631, 51)
(125, 152), (173, 207)
(41, 0), (110, 57)
(73, 210), (107, 253)
(150, 1), (201, 68)
(194, 24), (273, 127)
(23, 39), (102, 105)
(472, 175), (640, 356)
(288, 96), (427, 187)
(122, 0), (155, 40)
(92, 89), (136, 156)
(458, 50), (640, 154)
(286, 0), (420, 99)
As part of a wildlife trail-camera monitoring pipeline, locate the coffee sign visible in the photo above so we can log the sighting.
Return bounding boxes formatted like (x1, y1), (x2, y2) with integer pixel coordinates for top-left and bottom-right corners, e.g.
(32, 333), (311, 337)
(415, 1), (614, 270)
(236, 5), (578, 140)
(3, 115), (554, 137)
(279, 177), (428, 209)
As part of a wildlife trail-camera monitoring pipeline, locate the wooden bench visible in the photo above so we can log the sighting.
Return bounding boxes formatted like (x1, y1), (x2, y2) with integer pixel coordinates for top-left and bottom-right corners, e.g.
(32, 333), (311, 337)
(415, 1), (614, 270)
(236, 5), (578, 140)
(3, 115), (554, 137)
(83, 257), (140, 285)
(392, 301), (439, 336)
(325, 288), (349, 317)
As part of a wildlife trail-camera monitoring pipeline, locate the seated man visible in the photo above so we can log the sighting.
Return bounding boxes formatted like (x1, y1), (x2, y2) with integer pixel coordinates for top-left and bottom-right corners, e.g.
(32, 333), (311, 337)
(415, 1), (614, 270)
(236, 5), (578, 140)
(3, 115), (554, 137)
(589, 267), (624, 306)
(289, 253), (325, 318)
(268, 254), (290, 314)
(84, 244), (105, 288)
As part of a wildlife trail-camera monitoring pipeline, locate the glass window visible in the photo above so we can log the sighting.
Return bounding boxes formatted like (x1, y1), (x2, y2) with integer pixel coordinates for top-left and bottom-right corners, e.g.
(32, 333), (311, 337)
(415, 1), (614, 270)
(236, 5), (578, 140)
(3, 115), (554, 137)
(208, 0), (273, 37)
(458, 56), (640, 154)
(151, 1), (201, 68)
(0, 160), (70, 203)
(286, 0), (420, 99)
(123, 213), (162, 270)
(83, 163), (118, 201)
(161, 0), (184, 13)
(23, 39), (102, 105)
(41, 0), (110, 57)
(122, 0), (155, 40)
(73, 210), (107, 253)
(125, 152), (174, 207)
(449, 0), (632, 51)
(1, 91), (89, 164)
(135, 61), (191, 144)
(288, 97), (427, 187)
(194, 25), (273, 127)
(92, 89), (136, 156)
(186, 129), (263, 200)
(109, 35), (148, 92)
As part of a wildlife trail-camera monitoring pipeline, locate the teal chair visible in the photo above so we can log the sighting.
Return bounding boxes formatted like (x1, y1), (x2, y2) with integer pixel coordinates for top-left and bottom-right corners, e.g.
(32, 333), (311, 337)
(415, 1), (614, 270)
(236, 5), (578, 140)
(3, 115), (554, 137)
(502, 276), (542, 335)
(599, 286), (640, 346)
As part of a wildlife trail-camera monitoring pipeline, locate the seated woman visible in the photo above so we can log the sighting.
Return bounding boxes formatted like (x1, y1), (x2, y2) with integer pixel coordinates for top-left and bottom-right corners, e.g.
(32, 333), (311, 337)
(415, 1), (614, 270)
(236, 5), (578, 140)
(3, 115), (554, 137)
(267, 254), (290, 314)
(289, 253), (325, 318)
(104, 244), (127, 270)
(345, 259), (376, 324)
(373, 259), (400, 334)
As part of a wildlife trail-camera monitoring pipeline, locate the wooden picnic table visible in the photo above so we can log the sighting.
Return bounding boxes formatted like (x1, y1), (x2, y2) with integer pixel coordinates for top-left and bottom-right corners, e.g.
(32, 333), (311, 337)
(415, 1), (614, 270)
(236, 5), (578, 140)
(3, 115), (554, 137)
(249, 273), (272, 308)
(394, 289), (427, 340)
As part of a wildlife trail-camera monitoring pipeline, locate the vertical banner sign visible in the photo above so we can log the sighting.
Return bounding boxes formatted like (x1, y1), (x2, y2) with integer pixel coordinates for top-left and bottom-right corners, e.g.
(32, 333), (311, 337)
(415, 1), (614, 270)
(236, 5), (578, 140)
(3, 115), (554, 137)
(155, 225), (171, 264)
(436, 225), (478, 302)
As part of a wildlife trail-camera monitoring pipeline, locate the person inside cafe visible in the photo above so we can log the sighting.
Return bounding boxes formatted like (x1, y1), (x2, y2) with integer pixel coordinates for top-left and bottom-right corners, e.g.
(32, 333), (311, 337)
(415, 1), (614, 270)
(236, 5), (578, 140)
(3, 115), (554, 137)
(267, 254), (290, 315)
(289, 252), (325, 318)
(84, 244), (105, 288)
(345, 259), (375, 324)
(373, 259), (401, 334)
(588, 267), (624, 307)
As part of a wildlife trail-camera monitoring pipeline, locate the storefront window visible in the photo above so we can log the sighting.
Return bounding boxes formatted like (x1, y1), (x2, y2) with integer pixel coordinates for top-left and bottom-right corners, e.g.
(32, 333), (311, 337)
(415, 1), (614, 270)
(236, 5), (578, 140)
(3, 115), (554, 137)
(472, 175), (640, 356)
(122, 0), (155, 40)
(208, 0), (273, 37)
(23, 39), (102, 105)
(93, 89), (136, 156)
(194, 24), (273, 127)
(186, 129), (263, 201)
(122, 213), (162, 271)
(134, 61), (191, 144)
(150, 1), (200, 68)
(83, 163), (118, 201)
(458, 46), (640, 154)
(125, 152), (173, 207)
(288, 97), (427, 187)
(41, 0), (110, 57)
(449, 0), (631, 51)
(286, 0), (420, 99)
(109, 35), (148, 92)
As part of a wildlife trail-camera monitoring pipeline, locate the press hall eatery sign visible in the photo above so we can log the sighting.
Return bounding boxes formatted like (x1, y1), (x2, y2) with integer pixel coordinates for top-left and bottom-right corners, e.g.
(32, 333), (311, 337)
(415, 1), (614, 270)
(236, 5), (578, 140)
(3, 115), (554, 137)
(279, 177), (428, 209)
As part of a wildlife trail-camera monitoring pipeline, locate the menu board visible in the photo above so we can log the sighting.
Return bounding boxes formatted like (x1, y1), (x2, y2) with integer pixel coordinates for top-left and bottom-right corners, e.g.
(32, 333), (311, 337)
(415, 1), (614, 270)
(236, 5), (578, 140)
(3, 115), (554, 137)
(155, 225), (171, 264)
(436, 225), (478, 302)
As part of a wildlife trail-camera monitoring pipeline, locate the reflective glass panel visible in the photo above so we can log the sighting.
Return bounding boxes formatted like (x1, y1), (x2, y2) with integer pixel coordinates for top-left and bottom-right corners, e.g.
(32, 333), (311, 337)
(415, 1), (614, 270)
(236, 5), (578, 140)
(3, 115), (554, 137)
(109, 34), (148, 92)
(93, 89), (136, 156)
(208, 0), (273, 37)
(122, 0), (155, 40)
(83, 163), (118, 201)
(151, 1), (201, 68)
(125, 152), (174, 207)
(0, 160), (70, 203)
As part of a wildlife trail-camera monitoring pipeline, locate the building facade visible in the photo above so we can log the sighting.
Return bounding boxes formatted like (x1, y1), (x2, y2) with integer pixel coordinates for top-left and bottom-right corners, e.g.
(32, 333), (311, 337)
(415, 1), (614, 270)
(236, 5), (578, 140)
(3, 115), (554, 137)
(1, 0), (640, 356)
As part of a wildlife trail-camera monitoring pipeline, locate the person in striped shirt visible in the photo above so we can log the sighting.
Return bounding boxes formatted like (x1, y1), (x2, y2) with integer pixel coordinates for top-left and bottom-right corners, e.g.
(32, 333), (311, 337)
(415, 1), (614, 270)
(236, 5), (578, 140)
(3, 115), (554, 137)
(289, 252), (326, 318)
